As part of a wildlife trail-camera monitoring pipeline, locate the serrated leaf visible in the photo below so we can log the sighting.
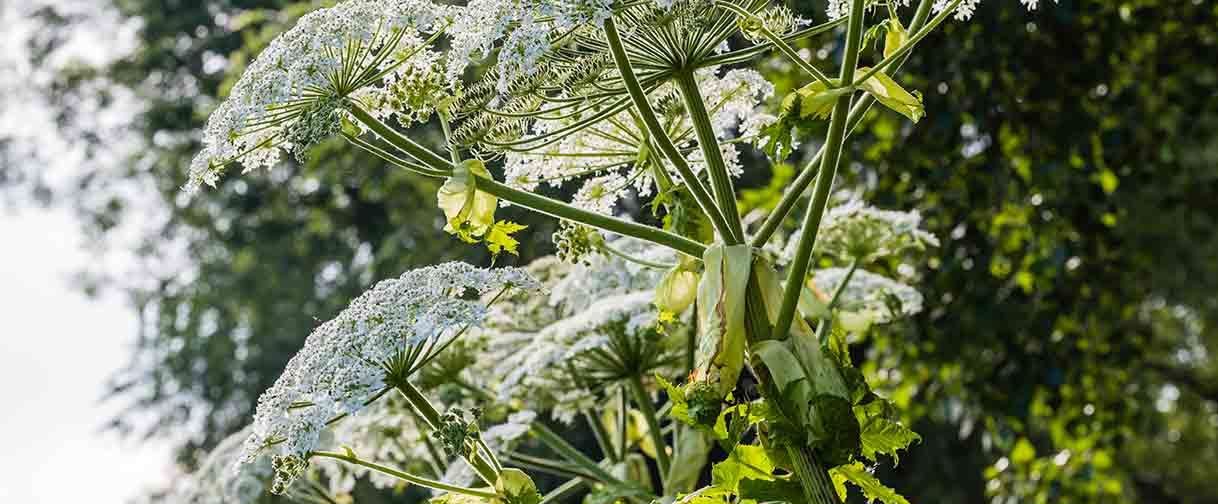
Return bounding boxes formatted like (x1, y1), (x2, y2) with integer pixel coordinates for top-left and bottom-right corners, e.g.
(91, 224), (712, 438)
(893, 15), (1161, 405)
(486, 220), (527, 256)
(857, 68), (924, 123)
(738, 476), (806, 503)
(711, 444), (775, 492)
(831, 462), (910, 504)
(860, 417), (921, 465)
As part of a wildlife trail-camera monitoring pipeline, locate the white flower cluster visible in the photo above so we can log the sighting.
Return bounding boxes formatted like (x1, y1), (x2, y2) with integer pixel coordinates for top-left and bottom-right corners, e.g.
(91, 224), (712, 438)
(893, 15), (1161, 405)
(811, 199), (940, 262)
(813, 267), (924, 323)
(449, 0), (617, 93)
(238, 262), (537, 490)
(472, 238), (681, 422)
(932, 0), (1053, 21)
(185, 0), (453, 193)
(828, 0), (1049, 21)
(315, 395), (434, 493)
(503, 68), (773, 214)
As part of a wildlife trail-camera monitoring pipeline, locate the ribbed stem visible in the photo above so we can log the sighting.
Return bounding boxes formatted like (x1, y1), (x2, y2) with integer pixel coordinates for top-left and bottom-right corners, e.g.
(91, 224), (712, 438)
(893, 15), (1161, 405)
(628, 374), (672, 480)
(603, 16), (739, 243)
(749, 0), (937, 248)
(787, 445), (842, 504)
(674, 70), (746, 243)
(395, 383), (499, 485)
(772, 0), (868, 342)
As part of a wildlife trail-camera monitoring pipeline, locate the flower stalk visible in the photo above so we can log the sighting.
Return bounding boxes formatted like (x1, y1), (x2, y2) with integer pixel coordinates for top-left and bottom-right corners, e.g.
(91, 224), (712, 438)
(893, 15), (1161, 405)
(772, 0), (868, 341)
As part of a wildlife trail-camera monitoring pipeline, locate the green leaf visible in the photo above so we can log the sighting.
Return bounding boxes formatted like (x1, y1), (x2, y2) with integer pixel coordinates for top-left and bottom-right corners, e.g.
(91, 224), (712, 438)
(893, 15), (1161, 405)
(485, 220), (527, 256)
(1011, 437), (1037, 464)
(711, 444), (775, 492)
(856, 69), (924, 123)
(860, 417), (921, 465)
(796, 80), (851, 120)
(693, 244), (752, 397)
(738, 476), (806, 503)
(437, 159), (497, 241)
(831, 462), (911, 504)
(884, 18), (908, 59)
(810, 394), (861, 467)
(495, 468), (541, 504)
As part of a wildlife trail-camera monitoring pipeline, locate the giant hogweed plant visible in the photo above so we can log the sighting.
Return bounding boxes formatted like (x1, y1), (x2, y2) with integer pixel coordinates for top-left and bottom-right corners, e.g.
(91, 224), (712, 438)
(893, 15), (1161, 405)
(174, 0), (1049, 502)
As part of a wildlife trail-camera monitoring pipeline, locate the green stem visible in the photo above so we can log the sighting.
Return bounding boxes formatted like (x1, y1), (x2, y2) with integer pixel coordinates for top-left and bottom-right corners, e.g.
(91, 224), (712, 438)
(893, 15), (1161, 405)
(713, 1), (835, 87)
(785, 445), (842, 504)
(540, 478), (588, 504)
(395, 383), (500, 485)
(600, 242), (677, 269)
(502, 451), (600, 481)
(853, 0), (966, 85)
(344, 105), (706, 258)
(478, 177), (705, 258)
(603, 16), (739, 243)
(531, 423), (634, 490)
(585, 410), (618, 463)
(772, 0), (866, 342)
(749, 0), (936, 248)
(673, 70), (746, 244)
(816, 257), (860, 345)
(309, 451), (498, 499)
(627, 374), (671, 481)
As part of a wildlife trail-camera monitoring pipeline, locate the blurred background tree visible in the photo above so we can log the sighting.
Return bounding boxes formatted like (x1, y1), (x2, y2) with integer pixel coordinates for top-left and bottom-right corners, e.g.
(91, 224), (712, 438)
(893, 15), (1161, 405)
(3, 0), (1216, 502)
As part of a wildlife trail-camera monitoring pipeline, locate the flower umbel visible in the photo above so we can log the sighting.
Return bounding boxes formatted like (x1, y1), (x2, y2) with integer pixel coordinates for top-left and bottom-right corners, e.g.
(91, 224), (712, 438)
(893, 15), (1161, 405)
(238, 262), (537, 493)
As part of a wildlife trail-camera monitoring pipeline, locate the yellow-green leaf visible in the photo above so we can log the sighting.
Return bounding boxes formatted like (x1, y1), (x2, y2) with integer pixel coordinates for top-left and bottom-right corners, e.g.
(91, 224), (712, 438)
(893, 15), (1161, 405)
(486, 220), (528, 256)
(437, 159), (498, 241)
(693, 244), (753, 397)
(795, 80), (852, 120)
(857, 68), (924, 123)
(830, 462), (910, 504)
(884, 18), (907, 59)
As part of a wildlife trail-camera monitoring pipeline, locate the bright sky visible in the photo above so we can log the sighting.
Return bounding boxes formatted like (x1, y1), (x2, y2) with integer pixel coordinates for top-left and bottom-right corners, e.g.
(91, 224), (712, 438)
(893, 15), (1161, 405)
(0, 208), (175, 502)
(0, 1), (175, 501)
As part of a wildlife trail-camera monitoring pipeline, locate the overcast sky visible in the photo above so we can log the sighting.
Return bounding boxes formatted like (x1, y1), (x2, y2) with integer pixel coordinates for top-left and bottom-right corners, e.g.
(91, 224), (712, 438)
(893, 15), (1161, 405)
(0, 209), (176, 503)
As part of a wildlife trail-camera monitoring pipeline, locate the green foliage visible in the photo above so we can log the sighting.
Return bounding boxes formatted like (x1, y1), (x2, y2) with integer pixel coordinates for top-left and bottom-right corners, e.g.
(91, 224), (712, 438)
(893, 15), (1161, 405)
(830, 462), (909, 504)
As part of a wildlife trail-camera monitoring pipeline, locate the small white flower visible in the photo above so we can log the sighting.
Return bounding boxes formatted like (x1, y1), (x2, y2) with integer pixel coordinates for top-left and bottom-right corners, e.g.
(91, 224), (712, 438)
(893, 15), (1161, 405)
(186, 0), (453, 193)
(238, 262), (537, 493)
(813, 268), (924, 323)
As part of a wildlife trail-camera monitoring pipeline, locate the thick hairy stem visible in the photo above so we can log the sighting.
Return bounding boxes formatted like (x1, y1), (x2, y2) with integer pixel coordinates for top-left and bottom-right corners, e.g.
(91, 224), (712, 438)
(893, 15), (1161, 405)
(395, 383), (500, 485)
(603, 16), (741, 243)
(309, 451), (498, 498)
(627, 374), (672, 481)
(787, 445), (843, 504)
(772, 0), (867, 342)
(674, 70), (746, 243)
(345, 104), (706, 258)
(750, 0), (937, 248)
